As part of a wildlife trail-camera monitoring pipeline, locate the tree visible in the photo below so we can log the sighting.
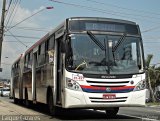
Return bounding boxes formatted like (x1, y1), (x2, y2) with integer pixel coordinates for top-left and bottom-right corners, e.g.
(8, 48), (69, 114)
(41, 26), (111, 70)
(145, 54), (156, 102)
(155, 66), (160, 86)
(153, 66), (160, 101)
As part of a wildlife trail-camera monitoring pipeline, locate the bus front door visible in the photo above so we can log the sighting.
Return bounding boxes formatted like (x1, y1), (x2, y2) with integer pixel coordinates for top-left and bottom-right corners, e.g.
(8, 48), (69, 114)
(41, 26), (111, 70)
(56, 39), (63, 105)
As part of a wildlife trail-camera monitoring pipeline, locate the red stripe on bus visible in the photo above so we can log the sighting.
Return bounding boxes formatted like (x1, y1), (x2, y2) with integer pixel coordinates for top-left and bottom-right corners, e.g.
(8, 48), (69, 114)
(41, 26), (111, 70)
(80, 85), (135, 91)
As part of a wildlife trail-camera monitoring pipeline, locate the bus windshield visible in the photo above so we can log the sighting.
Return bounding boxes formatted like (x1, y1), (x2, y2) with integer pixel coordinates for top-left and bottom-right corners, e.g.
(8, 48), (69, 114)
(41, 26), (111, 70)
(66, 33), (143, 75)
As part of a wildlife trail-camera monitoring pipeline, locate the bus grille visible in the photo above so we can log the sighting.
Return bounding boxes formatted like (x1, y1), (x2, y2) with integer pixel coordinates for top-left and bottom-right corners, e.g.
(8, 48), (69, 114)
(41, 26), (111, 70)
(89, 97), (127, 103)
(86, 80), (130, 87)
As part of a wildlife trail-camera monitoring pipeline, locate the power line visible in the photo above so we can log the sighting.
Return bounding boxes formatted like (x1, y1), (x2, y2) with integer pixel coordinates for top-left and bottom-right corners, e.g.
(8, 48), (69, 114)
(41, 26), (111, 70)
(142, 26), (160, 33)
(8, 0), (21, 28)
(4, 41), (34, 43)
(49, 0), (136, 19)
(5, 0), (12, 19)
(49, 0), (160, 33)
(84, 0), (160, 20)
(15, 26), (50, 30)
(5, 0), (19, 27)
(5, 26), (50, 32)
(7, 30), (28, 48)
(6, 6), (53, 32)
(5, 0), (13, 20)
(5, 34), (41, 39)
(85, 0), (160, 16)
(85, 0), (160, 33)
(50, 0), (160, 24)
(14, 27), (50, 32)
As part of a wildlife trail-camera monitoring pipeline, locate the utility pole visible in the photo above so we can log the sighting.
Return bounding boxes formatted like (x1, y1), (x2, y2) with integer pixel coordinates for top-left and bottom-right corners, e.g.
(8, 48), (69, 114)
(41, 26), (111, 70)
(0, 0), (6, 72)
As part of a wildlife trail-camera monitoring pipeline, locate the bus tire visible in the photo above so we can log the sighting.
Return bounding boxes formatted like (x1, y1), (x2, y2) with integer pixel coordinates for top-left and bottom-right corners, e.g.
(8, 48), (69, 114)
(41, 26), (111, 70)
(13, 90), (18, 104)
(105, 107), (119, 118)
(14, 98), (18, 104)
(47, 90), (56, 116)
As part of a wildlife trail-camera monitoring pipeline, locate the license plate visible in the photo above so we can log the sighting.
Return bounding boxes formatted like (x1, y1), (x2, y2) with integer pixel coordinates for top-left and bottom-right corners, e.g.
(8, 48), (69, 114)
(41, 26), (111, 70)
(103, 94), (116, 99)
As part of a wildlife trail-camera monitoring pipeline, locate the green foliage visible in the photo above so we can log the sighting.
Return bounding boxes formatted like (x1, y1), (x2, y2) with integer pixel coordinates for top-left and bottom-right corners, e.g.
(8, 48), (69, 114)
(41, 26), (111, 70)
(145, 54), (153, 68)
(145, 54), (160, 102)
(146, 54), (160, 88)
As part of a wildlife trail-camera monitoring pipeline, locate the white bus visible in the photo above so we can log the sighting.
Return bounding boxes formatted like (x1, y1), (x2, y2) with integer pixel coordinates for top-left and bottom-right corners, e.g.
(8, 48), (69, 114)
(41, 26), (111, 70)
(11, 17), (146, 117)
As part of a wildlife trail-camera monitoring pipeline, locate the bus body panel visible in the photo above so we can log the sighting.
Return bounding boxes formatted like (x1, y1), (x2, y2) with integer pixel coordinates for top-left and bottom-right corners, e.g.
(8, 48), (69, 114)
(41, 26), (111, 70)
(14, 78), (20, 99)
(11, 54), (24, 100)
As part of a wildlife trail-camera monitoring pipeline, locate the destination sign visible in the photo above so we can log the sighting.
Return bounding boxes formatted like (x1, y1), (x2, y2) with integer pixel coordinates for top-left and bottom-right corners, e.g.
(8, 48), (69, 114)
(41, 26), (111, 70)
(85, 23), (125, 32)
(69, 20), (139, 35)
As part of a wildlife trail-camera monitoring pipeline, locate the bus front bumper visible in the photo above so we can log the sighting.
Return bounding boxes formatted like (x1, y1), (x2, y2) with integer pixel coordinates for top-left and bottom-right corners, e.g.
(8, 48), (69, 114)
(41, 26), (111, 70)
(63, 88), (146, 109)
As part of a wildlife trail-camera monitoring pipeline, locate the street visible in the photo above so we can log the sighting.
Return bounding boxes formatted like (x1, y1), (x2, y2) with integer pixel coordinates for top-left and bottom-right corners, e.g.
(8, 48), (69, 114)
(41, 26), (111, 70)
(0, 97), (160, 121)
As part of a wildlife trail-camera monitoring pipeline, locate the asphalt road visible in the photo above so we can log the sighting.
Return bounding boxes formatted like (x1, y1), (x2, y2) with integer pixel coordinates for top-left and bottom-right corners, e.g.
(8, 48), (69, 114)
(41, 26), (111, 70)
(0, 96), (160, 121)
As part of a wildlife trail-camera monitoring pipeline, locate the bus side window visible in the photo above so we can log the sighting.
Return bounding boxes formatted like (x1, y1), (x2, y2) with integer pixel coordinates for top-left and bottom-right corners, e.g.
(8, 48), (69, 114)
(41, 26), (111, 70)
(49, 36), (55, 50)
(12, 65), (14, 76)
(46, 39), (49, 51)
(38, 45), (41, 66)
(15, 64), (17, 75)
(24, 55), (28, 71)
(28, 53), (30, 69)
(17, 61), (20, 75)
(38, 43), (45, 66)
(38, 45), (41, 55)
(15, 63), (17, 75)
(28, 51), (33, 69)
(45, 39), (49, 63)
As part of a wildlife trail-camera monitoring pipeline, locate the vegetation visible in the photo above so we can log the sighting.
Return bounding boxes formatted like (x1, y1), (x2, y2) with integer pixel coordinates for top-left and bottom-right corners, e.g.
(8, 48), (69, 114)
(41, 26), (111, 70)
(146, 54), (160, 102)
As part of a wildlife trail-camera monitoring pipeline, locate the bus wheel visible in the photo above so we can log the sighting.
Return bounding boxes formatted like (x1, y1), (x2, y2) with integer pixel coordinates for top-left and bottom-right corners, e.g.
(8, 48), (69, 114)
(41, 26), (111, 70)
(48, 92), (56, 116)
(13, 90), (18, 104)
(105, 107), (119, 118)
(14, 97), (18, 104)
(24, 99), (30, 107)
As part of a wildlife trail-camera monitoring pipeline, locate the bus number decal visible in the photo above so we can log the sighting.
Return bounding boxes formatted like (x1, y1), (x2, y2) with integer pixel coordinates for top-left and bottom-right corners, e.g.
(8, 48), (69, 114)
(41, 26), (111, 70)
(72, 74), (84, 81)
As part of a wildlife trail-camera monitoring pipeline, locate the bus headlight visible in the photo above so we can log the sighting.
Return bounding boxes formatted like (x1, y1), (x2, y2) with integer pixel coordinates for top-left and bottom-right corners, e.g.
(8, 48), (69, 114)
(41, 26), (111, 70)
(133, 80), (146, 91)
(66, 78), (82, 91)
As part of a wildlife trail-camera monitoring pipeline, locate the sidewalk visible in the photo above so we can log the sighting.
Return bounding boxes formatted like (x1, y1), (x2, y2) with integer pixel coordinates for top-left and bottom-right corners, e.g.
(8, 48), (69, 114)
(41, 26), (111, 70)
(0, 99), (45, 121)
(0, 100), (19, 115)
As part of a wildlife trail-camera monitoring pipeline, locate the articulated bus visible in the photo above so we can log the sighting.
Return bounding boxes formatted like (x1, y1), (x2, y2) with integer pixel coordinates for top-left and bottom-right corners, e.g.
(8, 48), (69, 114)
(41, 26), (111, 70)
(11, 17), (146, 116)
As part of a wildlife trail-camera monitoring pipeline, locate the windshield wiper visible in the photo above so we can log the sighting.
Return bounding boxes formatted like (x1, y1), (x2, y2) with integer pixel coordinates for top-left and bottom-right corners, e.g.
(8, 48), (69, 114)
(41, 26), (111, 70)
(87, 31), (105, 50)
(112, 33), (126, 52)
(87, 31), (109, 73)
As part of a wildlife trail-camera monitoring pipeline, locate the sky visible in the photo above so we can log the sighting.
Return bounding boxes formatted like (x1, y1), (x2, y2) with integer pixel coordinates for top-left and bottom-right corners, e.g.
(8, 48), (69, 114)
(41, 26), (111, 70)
(0, 0), (160, 79)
